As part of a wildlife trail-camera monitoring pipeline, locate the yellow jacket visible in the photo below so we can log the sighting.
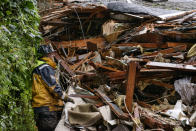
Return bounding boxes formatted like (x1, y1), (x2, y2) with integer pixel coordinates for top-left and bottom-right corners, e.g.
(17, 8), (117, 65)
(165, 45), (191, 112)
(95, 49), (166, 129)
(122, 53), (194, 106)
(32, 57), (64, 111)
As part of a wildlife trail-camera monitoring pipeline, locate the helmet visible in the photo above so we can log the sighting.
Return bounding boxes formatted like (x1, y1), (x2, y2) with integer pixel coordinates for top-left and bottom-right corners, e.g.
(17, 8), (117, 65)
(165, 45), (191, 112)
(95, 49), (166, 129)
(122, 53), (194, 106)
(37, 45), (53, 56)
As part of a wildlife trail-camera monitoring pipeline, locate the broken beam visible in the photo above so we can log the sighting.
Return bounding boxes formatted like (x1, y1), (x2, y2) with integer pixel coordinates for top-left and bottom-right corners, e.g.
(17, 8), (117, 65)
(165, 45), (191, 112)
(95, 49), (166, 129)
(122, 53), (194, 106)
(146, 61), (196, 72)
(126, 61), (137, 113)
(112, 43), (167, 48)
(106, 69), (174, 81)
(95, 89), (129, 120)
(95, 63), (122, 72)
(48, 52), (75, 76)
(53, 37), (106, 49)
(72, 52), (93, 71)
(142, 45), (187, 57)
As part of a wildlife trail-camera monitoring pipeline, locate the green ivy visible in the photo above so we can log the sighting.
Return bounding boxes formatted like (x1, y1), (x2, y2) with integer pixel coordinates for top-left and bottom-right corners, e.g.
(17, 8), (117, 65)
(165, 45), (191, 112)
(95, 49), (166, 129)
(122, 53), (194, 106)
(0, 0), (41, 130)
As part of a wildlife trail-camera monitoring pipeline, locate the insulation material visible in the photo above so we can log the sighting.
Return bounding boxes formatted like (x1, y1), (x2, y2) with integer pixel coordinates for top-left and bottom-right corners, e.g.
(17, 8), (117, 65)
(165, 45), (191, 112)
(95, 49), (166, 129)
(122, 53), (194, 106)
(102, 20), (129, 43)
(174, 77), (196, 105)
(187, 44), (196, 58)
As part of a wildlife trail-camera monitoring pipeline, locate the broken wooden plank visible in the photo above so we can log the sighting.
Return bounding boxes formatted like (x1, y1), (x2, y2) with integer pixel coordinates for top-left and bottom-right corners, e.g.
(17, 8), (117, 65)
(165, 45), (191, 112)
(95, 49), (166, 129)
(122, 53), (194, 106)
(142, 45), (187, 57)
(53, 37), (106, 49)
(72, 52), (93, 71)
(41, 21), (69, 26)
(106, 69), (174, 81)
(162, 31), (196, 40)
(94, 63), (122, 72)
(95, 89), (129, 120)
(112, 43), (168, 48)
(105, 71), (126, 80)
(131, 33), (164, 44)
(167, 42), (194, 49)
(48, 51), (75, 76)
(126, 61), (137, 113)
(120, 57), (149, 63)
(166, 42), (187, 47)
(140, 68), (174, 73)
(67, 53), (89, 62)
(146, 61), (196, 72)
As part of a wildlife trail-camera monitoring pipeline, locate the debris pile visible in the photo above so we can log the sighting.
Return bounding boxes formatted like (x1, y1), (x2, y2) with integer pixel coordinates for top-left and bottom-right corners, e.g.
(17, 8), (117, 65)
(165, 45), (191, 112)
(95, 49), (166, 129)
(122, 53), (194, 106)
(40, 1), (196, 130)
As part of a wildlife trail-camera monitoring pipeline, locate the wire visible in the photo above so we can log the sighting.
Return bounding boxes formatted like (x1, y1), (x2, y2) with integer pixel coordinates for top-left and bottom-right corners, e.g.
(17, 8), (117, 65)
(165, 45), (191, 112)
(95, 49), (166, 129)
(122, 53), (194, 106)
(123, 96), (143, 131)
(145, 94), (172, 104)
(73, 7), (86, 41)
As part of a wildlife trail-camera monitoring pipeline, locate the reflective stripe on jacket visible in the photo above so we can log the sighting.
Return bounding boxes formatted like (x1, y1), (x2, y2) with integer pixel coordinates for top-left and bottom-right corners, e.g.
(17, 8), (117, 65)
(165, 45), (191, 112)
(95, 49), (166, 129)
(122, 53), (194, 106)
(32, 57), (64, 111)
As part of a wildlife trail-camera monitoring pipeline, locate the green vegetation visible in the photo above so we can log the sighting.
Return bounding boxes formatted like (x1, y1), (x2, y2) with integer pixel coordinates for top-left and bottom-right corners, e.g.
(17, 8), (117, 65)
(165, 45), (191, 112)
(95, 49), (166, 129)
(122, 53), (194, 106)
(0, 0), (41, 130)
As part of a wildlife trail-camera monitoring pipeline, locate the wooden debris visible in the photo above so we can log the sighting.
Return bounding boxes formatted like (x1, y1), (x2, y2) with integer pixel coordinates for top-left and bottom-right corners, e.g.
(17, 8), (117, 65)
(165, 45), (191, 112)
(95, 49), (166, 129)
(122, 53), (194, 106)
(126, 61), (137, 113)
(53, 37), (106, 49)
(48, 51), (75, 76)
(39, 2), (196, 130)
(146, 61), (196, 72)
(95, 89), (129, 120)
(94, 63), (122, 72)
(112, 43), (168, 48)
(142, 45), (187, 57)
(71, 52), (93, 71)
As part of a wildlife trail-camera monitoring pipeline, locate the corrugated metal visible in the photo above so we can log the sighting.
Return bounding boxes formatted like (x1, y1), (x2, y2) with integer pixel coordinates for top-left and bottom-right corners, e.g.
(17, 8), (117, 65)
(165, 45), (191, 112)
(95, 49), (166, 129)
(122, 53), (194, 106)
(37, 0), (129, 12)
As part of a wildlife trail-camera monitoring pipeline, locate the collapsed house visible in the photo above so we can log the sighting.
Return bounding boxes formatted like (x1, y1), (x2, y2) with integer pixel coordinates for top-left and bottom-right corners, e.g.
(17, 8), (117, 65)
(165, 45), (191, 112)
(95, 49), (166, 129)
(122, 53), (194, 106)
(39, 0), (196, 130)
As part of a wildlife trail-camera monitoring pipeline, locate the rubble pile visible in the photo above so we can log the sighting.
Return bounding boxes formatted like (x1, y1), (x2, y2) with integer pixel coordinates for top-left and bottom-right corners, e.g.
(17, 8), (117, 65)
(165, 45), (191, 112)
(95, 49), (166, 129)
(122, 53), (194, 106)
(40, 1), (196, 131)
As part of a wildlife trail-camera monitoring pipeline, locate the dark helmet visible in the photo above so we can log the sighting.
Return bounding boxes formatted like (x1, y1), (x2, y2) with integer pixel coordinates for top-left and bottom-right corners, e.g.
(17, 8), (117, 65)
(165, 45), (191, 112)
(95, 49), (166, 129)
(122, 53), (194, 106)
(37, 45), (53, 56)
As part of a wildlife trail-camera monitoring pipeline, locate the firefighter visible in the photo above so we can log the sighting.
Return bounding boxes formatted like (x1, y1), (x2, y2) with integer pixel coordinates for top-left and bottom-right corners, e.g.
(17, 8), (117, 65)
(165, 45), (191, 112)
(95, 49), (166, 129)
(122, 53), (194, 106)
(32, 45), (73, 131)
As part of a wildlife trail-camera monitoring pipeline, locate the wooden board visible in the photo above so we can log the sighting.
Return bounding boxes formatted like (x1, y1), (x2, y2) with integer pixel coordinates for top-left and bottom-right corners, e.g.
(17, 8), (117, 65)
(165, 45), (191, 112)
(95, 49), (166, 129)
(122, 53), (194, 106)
(53, 37), (106, 49)
(126, 61), (137, 113)
(146, 61), (196, 72)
